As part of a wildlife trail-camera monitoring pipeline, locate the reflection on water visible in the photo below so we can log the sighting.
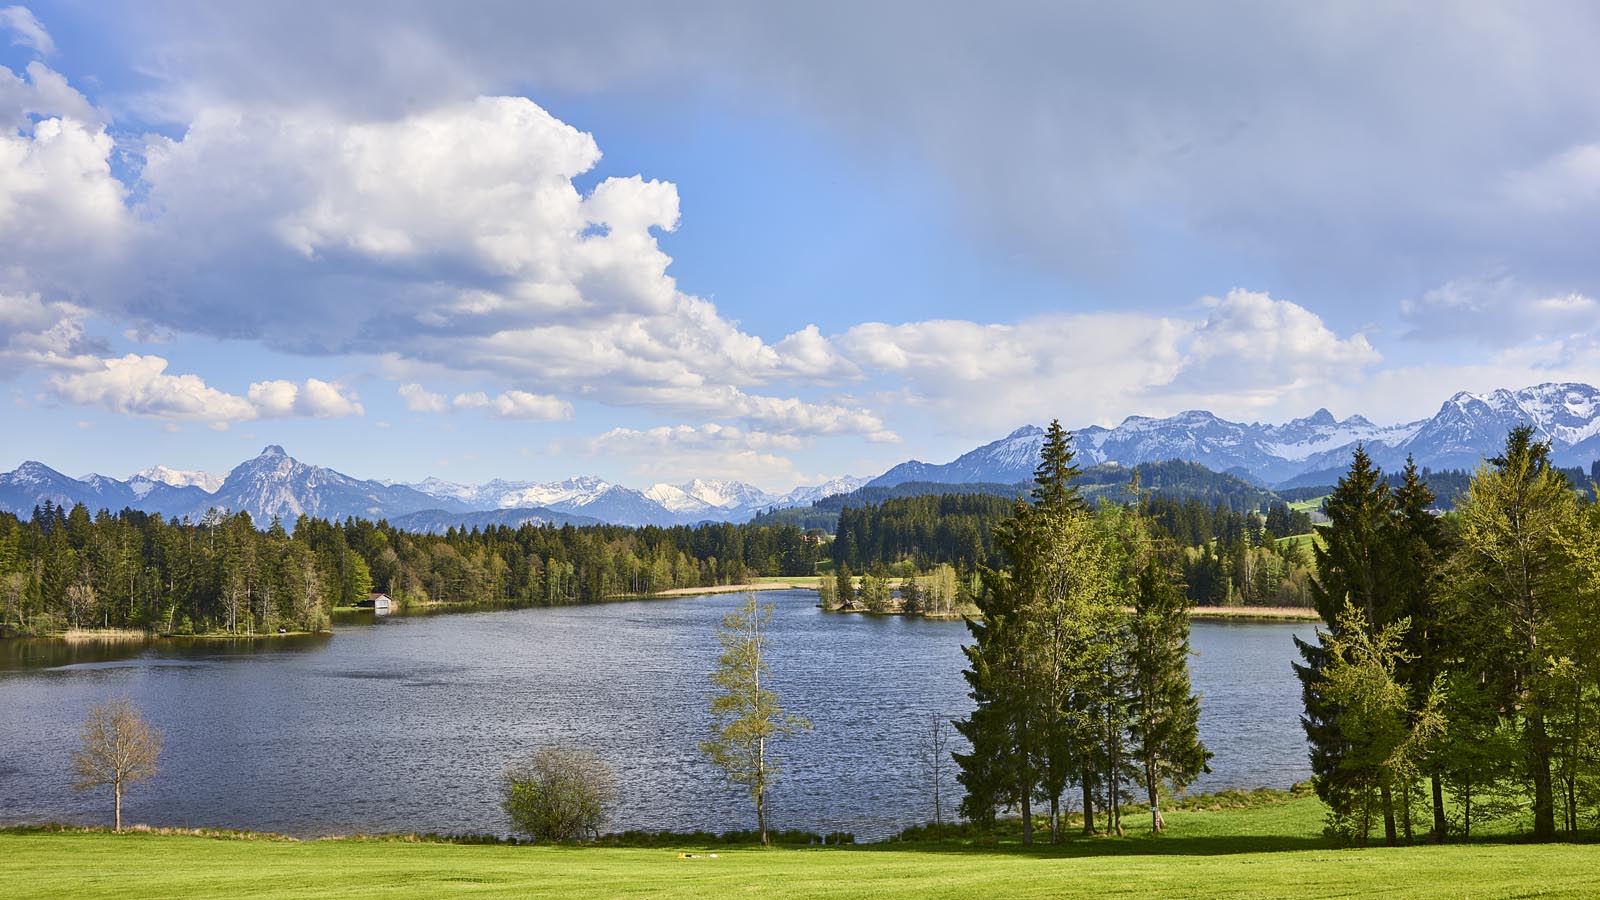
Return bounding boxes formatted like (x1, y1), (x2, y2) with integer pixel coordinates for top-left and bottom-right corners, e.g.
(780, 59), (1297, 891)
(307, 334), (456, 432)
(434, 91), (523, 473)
(0, 592), (1311, 839)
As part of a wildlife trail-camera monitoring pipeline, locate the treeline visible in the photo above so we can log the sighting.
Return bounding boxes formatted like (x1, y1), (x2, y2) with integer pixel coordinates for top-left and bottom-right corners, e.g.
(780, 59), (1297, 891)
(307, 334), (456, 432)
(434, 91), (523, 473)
(829, 489), (1319, 608)
(0, 504), (828, 637)
(1145, 497), (1316, 607)
(957, 423), (1210, 842)
(1298, 431), (1600, 845)
(831, 494), (1014, 572)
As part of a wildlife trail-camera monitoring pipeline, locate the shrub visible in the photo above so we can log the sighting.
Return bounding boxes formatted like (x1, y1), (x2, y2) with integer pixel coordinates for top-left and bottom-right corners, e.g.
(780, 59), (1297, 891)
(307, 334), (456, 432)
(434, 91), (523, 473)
(500, 746), (617, 843)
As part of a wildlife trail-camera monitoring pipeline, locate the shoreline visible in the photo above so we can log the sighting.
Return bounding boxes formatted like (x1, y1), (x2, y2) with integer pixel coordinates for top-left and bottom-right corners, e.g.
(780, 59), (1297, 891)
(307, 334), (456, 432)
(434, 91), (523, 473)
(1188, 606), (1318, 622)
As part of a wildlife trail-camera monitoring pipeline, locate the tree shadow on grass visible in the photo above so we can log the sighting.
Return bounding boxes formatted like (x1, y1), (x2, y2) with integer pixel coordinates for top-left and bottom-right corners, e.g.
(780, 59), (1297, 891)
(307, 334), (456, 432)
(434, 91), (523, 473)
(861, 832), (1333, 858)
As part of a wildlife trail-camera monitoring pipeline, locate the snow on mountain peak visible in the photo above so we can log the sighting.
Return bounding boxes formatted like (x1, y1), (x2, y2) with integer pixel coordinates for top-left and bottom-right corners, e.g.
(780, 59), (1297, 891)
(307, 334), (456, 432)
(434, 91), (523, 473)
(132, 465), (225, 493)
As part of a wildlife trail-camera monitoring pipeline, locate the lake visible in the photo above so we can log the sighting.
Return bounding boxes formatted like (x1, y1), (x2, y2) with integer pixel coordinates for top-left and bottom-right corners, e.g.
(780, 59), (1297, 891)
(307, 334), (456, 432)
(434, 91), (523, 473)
(0, 591), (1313, 839)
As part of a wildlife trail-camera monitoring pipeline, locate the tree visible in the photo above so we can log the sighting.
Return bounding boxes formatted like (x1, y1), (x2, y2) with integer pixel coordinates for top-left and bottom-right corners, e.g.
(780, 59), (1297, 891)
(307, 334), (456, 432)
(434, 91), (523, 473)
(71, 697), (162, 832)
(1126, 515), (1211, 832)
(1295, 445), (1404, 843)
(1390, 456), (1451, 840)
(501, 745), (617, 842)
(1446, 426), (1582, 841)
(1317, 604), (1446, 847)
(700, 594), (811, 845)
(922, 712), (952, 835)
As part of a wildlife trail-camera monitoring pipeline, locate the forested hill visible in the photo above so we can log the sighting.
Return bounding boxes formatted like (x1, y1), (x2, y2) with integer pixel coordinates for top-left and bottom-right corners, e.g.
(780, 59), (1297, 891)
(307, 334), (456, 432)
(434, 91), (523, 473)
(753, 460), (1280, 533)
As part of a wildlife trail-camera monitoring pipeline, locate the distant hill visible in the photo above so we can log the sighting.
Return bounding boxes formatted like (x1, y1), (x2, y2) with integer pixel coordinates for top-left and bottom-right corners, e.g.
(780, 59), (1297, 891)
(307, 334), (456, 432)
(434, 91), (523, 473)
(758, 461), (1280, 533)
(385, 506), (600, 534)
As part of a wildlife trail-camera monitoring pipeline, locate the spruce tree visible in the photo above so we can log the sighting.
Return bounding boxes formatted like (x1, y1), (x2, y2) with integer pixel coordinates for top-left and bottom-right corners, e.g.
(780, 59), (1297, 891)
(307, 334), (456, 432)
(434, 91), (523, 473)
(1032, 419), (1085, 516)
(1127, 514), (1211, 832)
(1294, 445), (1403, 843)
(1390, 456), (1450, 840)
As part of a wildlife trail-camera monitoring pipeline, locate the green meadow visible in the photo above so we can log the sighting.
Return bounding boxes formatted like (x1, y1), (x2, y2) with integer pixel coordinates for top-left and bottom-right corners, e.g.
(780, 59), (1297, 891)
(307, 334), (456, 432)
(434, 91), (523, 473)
(8, 797), (1597, 900)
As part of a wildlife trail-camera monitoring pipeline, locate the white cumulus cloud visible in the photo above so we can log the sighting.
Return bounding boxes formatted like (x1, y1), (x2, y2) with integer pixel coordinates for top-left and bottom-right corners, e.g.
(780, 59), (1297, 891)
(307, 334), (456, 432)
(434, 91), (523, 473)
(49, 354), (363, 425)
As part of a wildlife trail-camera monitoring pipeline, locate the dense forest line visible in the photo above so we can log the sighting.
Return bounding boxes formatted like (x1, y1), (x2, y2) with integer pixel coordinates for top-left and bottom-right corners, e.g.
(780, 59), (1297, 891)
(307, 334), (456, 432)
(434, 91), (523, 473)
(0, 505), (827, 637)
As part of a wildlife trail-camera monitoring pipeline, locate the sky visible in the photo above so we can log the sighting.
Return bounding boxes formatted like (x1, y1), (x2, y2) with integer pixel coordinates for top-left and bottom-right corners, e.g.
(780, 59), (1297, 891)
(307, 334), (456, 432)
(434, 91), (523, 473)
(2, 1), (1598, 491)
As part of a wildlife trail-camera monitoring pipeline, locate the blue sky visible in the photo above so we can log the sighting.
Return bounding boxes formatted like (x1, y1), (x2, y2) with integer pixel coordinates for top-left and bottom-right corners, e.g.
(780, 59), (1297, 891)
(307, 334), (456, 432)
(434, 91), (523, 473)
(2, 2), (1598, 490)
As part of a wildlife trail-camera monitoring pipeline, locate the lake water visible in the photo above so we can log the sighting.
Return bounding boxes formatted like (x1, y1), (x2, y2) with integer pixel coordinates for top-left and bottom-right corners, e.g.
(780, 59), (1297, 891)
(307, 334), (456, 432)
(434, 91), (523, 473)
(0, 591), (1313, 839)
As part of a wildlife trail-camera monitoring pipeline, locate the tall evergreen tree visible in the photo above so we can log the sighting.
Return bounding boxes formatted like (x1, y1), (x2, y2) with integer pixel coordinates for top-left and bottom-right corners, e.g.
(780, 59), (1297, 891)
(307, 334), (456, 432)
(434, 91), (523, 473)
(1390, 456), (1451, 840)
(1126, 511), (1211, 832)
(1294, 446), (1403, 843)
(1032, 419), (1085, 515)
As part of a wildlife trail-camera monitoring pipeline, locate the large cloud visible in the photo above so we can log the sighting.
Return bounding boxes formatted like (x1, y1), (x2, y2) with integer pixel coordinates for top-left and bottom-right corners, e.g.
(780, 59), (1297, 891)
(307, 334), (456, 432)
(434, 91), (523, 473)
(96, 1), (1600, 295)
(2, 90), (889, 438)
(49, 355), (363, 425)
(837, 290), (1380, 428)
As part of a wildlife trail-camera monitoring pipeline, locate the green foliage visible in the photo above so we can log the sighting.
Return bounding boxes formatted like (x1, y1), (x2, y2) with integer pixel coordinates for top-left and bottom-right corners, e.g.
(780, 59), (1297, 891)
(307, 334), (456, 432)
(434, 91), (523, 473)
(500, 746), (617, 843)
(700, 595), (811, 845)
(0, 504), (837, 637)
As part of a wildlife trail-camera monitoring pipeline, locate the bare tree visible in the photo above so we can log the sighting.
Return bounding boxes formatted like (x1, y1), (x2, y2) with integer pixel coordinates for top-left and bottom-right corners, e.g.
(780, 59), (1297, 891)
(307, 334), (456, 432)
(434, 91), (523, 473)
(922, 711), (951, 835)
(72, 697), (162, 832)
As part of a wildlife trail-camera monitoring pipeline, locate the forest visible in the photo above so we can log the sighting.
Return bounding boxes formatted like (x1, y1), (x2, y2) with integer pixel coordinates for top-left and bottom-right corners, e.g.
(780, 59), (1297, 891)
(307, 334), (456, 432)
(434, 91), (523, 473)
(0, 506), (826, 637)
(956, 422), (1600, 846)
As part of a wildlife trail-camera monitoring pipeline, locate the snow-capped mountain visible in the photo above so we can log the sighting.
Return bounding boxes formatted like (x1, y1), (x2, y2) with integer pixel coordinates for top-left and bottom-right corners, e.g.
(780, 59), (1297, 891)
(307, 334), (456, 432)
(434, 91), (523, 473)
(872, 382), (1600, 489)
(0, 461), (213, 519)
(774, 475), (871, 507)
(131, 465), (226, 494)
(205, 445), (473, 525)
(8, 381), (1591, 529)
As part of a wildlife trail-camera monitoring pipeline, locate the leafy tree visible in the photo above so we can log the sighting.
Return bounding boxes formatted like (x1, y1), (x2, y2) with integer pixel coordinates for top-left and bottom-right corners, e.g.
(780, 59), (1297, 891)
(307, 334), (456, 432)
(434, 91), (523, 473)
(1446, 426), (1582, 840)
(1317, 604), (1445, 846)
(72, 696), (162, 832)
(501, 745), (617, 842)
(700, 594), (811, 846)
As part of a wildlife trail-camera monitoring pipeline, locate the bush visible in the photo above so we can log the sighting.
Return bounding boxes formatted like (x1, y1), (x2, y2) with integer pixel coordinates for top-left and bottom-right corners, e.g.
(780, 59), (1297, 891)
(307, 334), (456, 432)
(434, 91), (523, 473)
(500, 746), (617, 843)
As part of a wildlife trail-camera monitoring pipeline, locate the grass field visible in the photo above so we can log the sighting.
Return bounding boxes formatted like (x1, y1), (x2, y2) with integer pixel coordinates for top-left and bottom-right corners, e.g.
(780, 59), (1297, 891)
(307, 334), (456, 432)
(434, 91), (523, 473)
(1275, 531), (1326, 553)
(1287, 496), (1328, 514)
(7, 797), (1597, 899)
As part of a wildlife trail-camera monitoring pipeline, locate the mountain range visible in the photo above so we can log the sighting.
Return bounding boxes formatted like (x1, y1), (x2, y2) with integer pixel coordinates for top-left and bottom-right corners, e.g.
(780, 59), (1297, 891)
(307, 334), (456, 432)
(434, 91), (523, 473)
(871, 383), (1600, 490)
(2, 383), (1596, 530)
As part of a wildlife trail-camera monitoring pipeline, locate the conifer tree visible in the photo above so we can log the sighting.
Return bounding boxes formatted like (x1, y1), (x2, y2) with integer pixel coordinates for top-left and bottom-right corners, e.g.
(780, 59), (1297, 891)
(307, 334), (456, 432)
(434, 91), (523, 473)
(1126, 511), (1211, 832)
(1294, 445), (1403, 843)
(1390, 456), (1450, 839)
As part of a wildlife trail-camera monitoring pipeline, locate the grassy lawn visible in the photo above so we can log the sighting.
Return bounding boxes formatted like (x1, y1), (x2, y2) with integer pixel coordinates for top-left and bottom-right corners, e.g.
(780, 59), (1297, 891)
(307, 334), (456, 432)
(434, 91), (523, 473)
(1275, 531), (1325, 553)
(1287, 496), (1328, 514)
(7, 798), (1597, 899)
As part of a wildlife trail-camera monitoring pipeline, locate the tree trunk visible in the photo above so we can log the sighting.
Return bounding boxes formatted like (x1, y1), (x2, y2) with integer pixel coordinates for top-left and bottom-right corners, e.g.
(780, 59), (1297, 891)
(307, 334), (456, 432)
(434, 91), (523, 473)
(1081, 777), (1095, 835)
(1021, 790), (1033, 844)
(1529, 709), (1555, 841)
(1401, 781), (1413, 844)
(1430, 775), (1446, 843)
(1380, 782), (1397, 845)
(1148, 760), (1164, 833)
(1049, 795), (1059, 844)
(114, 778), (122, 833)
(756, 732), (768, 847)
